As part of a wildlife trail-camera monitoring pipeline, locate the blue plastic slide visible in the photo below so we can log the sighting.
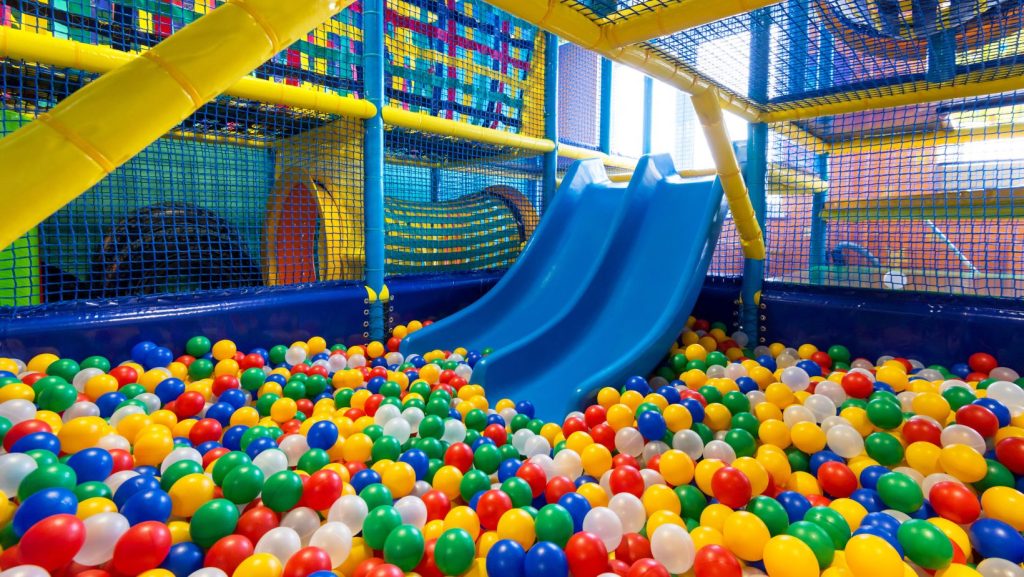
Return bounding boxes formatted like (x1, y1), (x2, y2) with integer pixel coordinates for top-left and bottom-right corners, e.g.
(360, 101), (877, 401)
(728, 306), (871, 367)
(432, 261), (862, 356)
(403, 154), (725, 421)
(400, 159), (633, 355)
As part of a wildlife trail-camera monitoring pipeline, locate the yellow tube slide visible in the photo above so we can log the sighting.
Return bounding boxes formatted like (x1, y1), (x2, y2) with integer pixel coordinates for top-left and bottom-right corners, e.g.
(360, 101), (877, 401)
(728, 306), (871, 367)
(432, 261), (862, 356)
(0, 0), (356, 251)
(691, 89), (766, 260)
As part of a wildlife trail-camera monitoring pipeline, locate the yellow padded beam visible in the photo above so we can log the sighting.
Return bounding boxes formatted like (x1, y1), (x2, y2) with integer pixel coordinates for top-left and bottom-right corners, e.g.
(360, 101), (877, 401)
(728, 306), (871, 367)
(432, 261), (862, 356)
(0, 0), (358, 251)
(601, 0), (786, 49)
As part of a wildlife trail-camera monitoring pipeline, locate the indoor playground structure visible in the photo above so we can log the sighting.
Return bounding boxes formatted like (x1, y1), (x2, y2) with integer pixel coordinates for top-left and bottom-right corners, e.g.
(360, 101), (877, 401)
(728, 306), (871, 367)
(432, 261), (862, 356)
(3, 0), (1024, 576)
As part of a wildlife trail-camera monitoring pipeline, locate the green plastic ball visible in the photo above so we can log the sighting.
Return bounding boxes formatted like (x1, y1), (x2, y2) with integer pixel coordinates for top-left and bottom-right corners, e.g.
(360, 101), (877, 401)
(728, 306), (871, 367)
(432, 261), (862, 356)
(534, 504), (574, 547)
(189, 498), (239, 548)
(185, 336), (212, 357)
(384, 524), (425, 571)
(262, 471), (304, 512)
(877, 471), (923, 513)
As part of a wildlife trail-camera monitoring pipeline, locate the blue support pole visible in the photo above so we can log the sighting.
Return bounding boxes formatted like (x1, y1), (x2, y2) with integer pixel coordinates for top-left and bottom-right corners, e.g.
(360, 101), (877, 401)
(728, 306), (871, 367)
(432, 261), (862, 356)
(809, 22), (833, 284)
(600, 58), (612, 154)
(363, 0), (386, 340)
(740, 7), (772, 340)
(926, 28), (958, 83)
(542, 32), (559, 210)
(786, 0), (809, 97)
(642, 76), (653, 154)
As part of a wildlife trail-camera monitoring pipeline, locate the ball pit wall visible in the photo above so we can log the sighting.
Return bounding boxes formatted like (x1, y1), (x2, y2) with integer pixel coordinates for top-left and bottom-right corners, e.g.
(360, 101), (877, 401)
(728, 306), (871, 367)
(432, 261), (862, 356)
(0, 273), (498, 361)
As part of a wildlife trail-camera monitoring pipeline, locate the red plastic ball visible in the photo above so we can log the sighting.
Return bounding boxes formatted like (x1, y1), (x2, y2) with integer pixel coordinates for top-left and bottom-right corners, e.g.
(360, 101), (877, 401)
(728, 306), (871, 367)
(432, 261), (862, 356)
(956, 404), (999, 438)
(109, 365), (138, 387)
(482, 423), (508, 446)
(902, 418), (942, 445)
(810, 351), (833, 371)
(367, 563), (405, 577)
(240, 353), (266, 370)
(566, 531), (609, 577)
(386, 337), (401, 352)
(291, 363), (310, 375)
(109, 449), (135, 473)
(112, 521), (172, 575)
(996, 437), (1024, 474)
(694, 544), (742, 577)
(545, 475), (576, 504)
(929, 481), (981, 524)
(711, 466), (752, 508)
(448, 376), (467, 390)
(174, 391), (205, 418)
(283, 546), (333, 577)
(806, 494), (832, 507)
(175, 355), (196, 366)
(628, 558), (671, 577)
(817, 461), (857, 498)
(615, 533), (652, 565)
(584, 405), (607, 428)
(354, 558), (387, 577)
(369, 366), (388, 380)
(363, 394), (384, 417)
(516, 462), (547, 497)
(19, 514), (86, 571)
(608, 558), (631, 577)
(612, 454), (640, 470)
(421, 489), (451, 522)
(236, 506), (280, 545)
(205, 534), (255, 575)
(476, 489), (513, 530)
(296, 398), (315, 418)
(213, 375), (240, 395)
(189, 418), (224, 446)
(609, 466), (645, 497)
(444, 442), (475, 473)
(563, 417), (588, 437)
(203, 447), (230, 469)
(679, 389), (707, 406)
(414, 539), (443, 577)
(438, 370), (455, 384)
(591, 423), (616, 451)
(3, 419), (52, 452)
(841, 372), (873, 398)
(969, 352), (998, 374)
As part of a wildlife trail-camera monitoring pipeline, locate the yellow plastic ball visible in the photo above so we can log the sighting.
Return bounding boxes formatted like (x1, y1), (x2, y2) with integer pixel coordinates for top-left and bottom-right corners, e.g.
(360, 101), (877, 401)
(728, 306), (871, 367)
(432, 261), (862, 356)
(939, 444), (987, 482)
(27, 353), (59, 374)
(758, 419), (792, 449)
(307, 336), (327, 354)
(382, 461), (416, 498)
(85, 374), (119, 400)
(0, 383), (33, 403)
(642, 484), (681, 516)
(270, 398), (298, 423)
(58, 416), (108, 454)
(704, 403), (732, 431)
(791, 422), (827, 454)
(927, 517), (971, 558)
(597, 387), (620, 408)
(763, 535), (820, 577)
(981, 487), (1024, 530)
(577, 482), (608, 508)
(685, 343), (708, 362)
(211, 340), (237, 362)
(797, 344), (818, 360)
(77, 497), (118, 519)
(787, 471), (822, 495)
(168, 520), (191, 544)
(829, 498), (867, 531)
(366, 341), (385, 358)
(432, 465), (464, 500)
(232, 552), (282, 577)
(133, 432), (174, 467)
(663, 404), (693, 432)
(757, 446), (793, 487)
(723, 511), (771, 561)
(905, 441), (942, 476)
(695, 459), (726, 495)
(699, 503), (734, 532)
(606, 404), (634, 431)
(732, 457), (769, 495)
(645, 510), (685, 536)
(581, 443), (612, 477)
(445, 506), (481, 540)
(658, 450), (695, 486)
(423, 519), (446, 541)
(496, 508), (536, 549)
(691, 526), (724, 551)
(765, 383), (796, 408)
(342, 433), (373, 464)
(169, 473), (216, 517)
(912, 392), (951, 422)
(231, 407), (260, 427)
(845, 535), (903, 577)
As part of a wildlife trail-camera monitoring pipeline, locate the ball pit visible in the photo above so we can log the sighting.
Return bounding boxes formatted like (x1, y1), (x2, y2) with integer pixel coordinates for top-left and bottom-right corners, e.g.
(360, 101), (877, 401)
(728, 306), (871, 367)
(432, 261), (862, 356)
(0, 319), (1022, 577)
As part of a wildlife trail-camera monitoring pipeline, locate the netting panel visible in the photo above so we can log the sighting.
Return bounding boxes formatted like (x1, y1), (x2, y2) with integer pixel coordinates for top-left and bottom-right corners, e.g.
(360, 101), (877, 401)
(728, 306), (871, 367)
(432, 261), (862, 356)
(642, 0), (1024, 112)
(384, 129), (543, 275)
(0, 56), (364, 313)
(558, 43), (602, 150)
(766, 92), (1024, 298)
(3, 0), (364, 96)
(384, 0), (544, 136)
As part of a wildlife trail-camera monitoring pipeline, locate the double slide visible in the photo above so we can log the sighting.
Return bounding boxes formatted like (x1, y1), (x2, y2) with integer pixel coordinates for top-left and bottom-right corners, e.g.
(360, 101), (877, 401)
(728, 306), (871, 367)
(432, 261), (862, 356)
(401, 154), (727, 420)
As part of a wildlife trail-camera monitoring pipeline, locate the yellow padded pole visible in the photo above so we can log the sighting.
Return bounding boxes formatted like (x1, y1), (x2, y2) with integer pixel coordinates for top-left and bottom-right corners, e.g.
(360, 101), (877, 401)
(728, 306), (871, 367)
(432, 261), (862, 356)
(0, 0), (357, 251)
(602, 0), (785, 48)
(381, 108), (555, 152)
(0, 28), (377, 119)
(690, 89), (766, 260)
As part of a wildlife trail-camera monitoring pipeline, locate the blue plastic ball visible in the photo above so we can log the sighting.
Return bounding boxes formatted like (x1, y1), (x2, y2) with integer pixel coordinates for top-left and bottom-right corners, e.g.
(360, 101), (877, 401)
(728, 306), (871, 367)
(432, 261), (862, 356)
(122, 489), (172, 525)
(160, 542), (205, 577)
(12, 487), (78, 536)
(131, 341), (158, 364)
(970, 518), (1024, 563)
(307, 421), (340, 450)
(557, 492), (591, 532)
(487, 539), (526, 577)
(155, 378), (186, 404)
(66, 447), (114, 483)
(524, 541), (568, 577)
(775, 491), (811, 523)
